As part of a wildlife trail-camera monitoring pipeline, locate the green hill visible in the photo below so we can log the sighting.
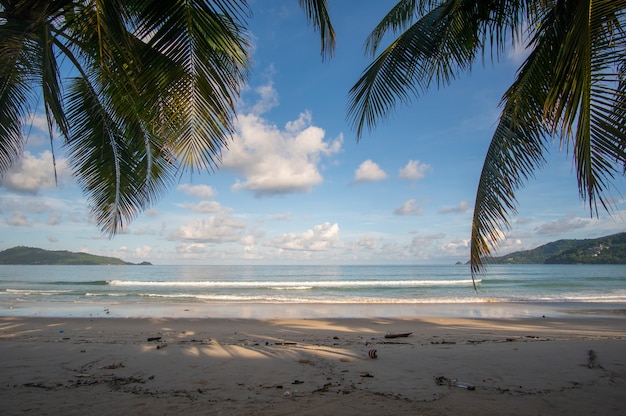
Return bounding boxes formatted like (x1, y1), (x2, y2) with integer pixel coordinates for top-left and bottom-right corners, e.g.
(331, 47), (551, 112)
(0, 246), (151, 265)
(489, 232), (626, 264)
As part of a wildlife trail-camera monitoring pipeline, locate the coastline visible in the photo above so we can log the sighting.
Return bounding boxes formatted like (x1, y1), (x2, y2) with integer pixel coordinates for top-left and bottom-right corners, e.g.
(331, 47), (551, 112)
(3, 299), (626, 320)
(1, 313), (625, 415)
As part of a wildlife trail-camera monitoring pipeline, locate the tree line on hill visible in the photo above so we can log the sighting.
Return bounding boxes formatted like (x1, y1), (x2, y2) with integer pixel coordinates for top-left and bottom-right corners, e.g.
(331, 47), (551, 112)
(0, 246), (151, 265)
(487, 232), (626, 265)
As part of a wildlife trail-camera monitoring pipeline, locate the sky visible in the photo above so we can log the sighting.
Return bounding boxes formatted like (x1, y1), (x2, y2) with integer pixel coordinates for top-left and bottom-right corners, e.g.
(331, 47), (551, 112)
(0, 1), (624, 265)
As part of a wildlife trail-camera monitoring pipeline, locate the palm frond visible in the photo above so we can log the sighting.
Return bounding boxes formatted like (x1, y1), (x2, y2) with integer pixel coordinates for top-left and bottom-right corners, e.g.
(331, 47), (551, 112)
(365, 0), (435, 56)
(298, 0), (336, 61)
(546, 0), (626, 214)
(0, 67), (29, 178)
(349, 3), (477, 138)
(349, 0), (532, 139)
(133, 0), (250, 172)
(0, 9), (38, 177)
(469, 3), (557, 279)
(470, 111), (547, 280)
(470, 0), (626, 278)
(65, 73), (176, 235)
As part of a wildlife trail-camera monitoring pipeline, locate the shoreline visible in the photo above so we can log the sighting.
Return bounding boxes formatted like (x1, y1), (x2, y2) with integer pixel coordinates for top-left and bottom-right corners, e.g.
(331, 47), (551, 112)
(3, 300), (626, 320)
(1, 314), (625, 415)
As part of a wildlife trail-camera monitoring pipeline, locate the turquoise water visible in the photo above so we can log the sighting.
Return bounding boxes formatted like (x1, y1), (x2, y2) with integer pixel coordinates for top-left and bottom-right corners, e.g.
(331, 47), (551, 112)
(1, 264), (625, 318)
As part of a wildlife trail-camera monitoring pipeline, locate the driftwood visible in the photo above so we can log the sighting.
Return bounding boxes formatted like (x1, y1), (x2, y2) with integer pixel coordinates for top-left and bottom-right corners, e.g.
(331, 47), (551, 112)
(384, 332), (412, 339)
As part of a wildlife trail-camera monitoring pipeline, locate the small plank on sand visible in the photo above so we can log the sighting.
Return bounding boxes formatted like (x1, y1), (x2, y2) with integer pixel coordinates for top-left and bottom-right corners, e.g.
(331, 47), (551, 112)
(384, 332), (412, 339)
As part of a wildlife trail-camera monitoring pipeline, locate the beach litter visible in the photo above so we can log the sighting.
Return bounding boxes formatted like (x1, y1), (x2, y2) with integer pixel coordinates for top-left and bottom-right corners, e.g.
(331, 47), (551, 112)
(384, 332), (412, 339)
(457, 381), (475, 390)
(435, 376), (475, 390)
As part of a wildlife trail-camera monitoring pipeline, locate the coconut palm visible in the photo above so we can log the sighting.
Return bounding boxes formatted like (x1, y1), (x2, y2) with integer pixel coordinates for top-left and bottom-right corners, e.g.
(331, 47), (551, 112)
(0, 0), (335, 235)
(347, 0), (626, 282)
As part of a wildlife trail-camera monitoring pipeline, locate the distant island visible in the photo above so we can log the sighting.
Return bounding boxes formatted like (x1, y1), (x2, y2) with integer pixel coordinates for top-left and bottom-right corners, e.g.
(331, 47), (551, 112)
(0, 246), (152, 266)
(487, 232), (626, 264)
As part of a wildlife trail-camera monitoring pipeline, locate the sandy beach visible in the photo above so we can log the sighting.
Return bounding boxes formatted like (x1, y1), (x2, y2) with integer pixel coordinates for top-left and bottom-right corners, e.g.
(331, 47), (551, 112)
(1, 314), (625, 415)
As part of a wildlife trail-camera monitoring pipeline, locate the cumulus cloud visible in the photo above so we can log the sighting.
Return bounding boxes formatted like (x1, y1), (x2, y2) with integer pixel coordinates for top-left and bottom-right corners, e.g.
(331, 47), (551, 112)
(353, 160), (387, 183)
(168, 212), (247, 243)
(438, 201), (470, 214)
(410, 233), (445, 248)
(507, 25), (531, 64)
(440, 239), (470, 256)
(355, 235), (378, 249)
(176, 243), (207, 255)
(515, 217), (533, 225)
(182, 200), (223, 213)
(407, 233), (449, 258)
(535, 214), (590, 235)
(398, 160), (431, 181)
(1, 151), (72, 194)
(133, 245), (153, 259)
(47, 213), (62, 225)
(271, 212), (293, 221)
(222, 110), (342, 197)
(5, 211), (32, 226)
(266, 222), (340, 251)
(394, 199), (423, 216)
(177, 184), (216, 199)
(250, 81), (279, 115)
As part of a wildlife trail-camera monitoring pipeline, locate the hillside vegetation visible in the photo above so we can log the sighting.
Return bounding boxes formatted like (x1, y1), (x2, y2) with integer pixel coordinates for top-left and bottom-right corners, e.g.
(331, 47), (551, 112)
(0, 246), (151, 265)
(489, 232), (626, 264)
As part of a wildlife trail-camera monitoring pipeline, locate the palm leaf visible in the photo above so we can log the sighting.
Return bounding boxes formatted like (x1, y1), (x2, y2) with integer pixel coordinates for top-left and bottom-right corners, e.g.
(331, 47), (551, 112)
(0, 37), (29, 177)
(470, 0), (626, 279)
(349, 0), (528, 138)
(545, 0), (626, 214)
(132, 0), (250, 172)
(298, 0), (336, 61)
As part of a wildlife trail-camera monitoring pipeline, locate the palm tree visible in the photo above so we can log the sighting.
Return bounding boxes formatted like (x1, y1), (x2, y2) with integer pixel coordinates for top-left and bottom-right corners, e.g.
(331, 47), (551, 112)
(0, 0), (335, 235)
(347, 0), (626, 282)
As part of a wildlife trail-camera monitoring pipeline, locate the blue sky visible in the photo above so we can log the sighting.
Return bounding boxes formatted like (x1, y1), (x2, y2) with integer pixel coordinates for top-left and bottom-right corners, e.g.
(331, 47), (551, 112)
(0, 1), (624, 265)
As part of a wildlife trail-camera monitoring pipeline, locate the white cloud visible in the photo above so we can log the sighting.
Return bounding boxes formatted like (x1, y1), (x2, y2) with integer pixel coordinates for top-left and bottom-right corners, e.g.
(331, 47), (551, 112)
(223, 110), (341, 197)
(133, 245), (153, 259)
(168, 212), (247, 243)
(177, 184), (216, 199)
(47, 213), (62, 225)
(1, 151), (72, 194)
(240, 235), (256, 245)
(182, 200), (223, 213)
(507, 25), (531, 64)
(410, 233), (445, 247)
(5, 211), (32, 226)
(408, 233), (446, 257)
(438, 201), (470, 214)
(355, 235), (378, 249)
(266, 222), (340, 251)
(271, 212), (293, 221)
(176, 243), (207, 255)
(440, 239), (470, 256)
(250, 81), (279, 115)
(398, 160), (431, 181)
(535, 214), (590, 235)
(114, 245), (153, 259)
(394, 199), (423, 216)
(20, 113), (55, 147)
(353, 160), (387, 183)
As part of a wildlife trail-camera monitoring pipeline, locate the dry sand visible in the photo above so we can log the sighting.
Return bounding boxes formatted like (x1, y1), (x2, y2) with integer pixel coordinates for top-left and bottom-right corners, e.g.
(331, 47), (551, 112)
(1, 315), (625, 415)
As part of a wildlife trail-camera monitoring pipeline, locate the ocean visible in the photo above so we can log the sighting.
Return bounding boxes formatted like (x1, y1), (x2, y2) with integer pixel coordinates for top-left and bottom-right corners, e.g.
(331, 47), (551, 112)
(1, 264), (625, 319)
